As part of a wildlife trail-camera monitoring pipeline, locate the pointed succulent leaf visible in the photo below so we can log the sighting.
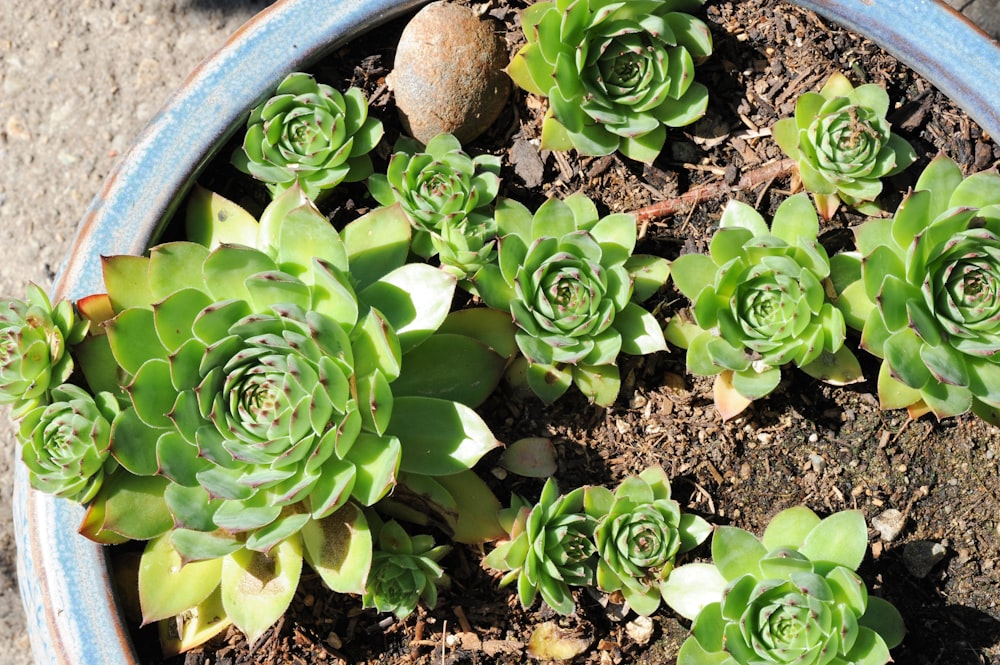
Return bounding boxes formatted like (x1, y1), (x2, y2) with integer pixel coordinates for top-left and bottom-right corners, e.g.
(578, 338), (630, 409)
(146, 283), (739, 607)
(301, 503), (372, 594)
(389, 396), (500, 475)
(392, 333), (505, 408)
(343, 432), (401, 505)
(221, 536), (302, 646)
(89, 472), (174, 540)
(139, 534), (223, 624)
(798, 509), (868, 571)
(359, 263), (457, 353)
(184, 185), (260, 250)
(342, 204), (412, 291)
(660, 563), (728, 621)
(711, 526), (767, 581)
(103, 255), (153, 310)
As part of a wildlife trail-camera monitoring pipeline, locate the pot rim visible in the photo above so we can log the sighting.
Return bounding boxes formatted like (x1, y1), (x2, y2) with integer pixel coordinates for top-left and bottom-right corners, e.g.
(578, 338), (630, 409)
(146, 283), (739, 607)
(13, 1), (1000, 663)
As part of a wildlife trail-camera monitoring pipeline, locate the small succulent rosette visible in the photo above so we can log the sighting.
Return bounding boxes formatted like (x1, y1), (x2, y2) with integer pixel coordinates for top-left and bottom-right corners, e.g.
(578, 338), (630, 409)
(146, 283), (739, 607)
(662, 507), (905, 665)
(362, 519), (451, 618)
(474, 193), (670, 405)
(832, 156), (1000, 424)
(367, 133), (501, 280)
(591, 466), (711, 616)
(18, 383), (120, 503)
(773, 72), (916, 219)
(666, 194), (863, 419)
(484, 477), (603, 615)
(507, 0), (713, 163)
(232, 72), (384, 200)
(0, 283), (87, 417)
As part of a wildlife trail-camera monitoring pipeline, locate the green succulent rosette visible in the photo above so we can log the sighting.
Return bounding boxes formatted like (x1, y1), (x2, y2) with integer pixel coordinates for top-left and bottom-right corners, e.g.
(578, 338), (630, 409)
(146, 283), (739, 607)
(591, 466), (710, 616)
(84, 189), (502, 558)
(484, 477), (602, 615)
(508, 0), (713, 164)
(773, 72), (915, 219)
(474, 194), (670, 405)
(666, 194), (862, 419)
(367, 133), (501, 280)
(18, 383), (120, 503)
(832, 156), (1000, 424)
(663, 507), (905, 665)
(0, 284), (87, 417)
(232, 72), (384, 200)
(362, 520), (450, 618)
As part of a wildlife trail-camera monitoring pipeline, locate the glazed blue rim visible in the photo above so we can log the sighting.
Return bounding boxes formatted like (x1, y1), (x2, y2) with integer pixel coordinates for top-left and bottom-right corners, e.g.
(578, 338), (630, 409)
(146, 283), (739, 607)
(13, 1), (1000, 663)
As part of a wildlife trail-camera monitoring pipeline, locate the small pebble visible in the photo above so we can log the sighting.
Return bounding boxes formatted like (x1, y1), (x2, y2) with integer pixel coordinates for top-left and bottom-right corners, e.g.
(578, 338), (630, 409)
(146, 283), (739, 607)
(625, 616), (654, 646)
(903, 540), (948, 578)
(872, 508), (906, 542)
(808, 453), (826, 473)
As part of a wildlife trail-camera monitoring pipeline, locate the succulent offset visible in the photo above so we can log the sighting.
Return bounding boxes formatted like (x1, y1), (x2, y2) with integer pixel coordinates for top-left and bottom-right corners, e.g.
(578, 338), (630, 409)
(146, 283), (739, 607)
(663, 506), (905, 665)
(232, 72), (384, 200)
(367, 133), (501, 280)
(362, 519), (450, 618)
(475, 194), (670, 405)
(484, 477), (602, 615)
(508, 0), (713, 164)
(833, 156), (1000, 424)
(773, 72), (916, 219)
(666, 194), (863, 419)
(592, 466), (711, 616)
(18, 383), (120, 503)
(0, 284), (87, 417)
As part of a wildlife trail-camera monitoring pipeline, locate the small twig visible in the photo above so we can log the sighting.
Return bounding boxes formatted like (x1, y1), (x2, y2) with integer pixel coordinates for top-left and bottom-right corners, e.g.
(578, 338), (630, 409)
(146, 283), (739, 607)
(630, 158), (796, 223)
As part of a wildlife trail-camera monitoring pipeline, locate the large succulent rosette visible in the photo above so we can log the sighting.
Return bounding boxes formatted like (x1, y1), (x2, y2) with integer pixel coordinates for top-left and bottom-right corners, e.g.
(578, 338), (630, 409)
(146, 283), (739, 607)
(79, 190), (503, 561)
(664, 507), (904, 665)
(18, 383), (119, 503)
(474, 194), (669, 405)
(666, 194), (862, 419)
(773, 73), (915, 218)
(367, 133), (501, 279)
(834, 156), (1000, 423)
(0, 284), (86, 416)
(232, 72), (384, 199)
(507, 0), (713, 164)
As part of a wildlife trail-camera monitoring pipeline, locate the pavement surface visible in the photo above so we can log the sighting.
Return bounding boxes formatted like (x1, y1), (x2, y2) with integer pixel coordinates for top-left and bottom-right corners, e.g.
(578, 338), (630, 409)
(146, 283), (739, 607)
(0, 1), (995, 663)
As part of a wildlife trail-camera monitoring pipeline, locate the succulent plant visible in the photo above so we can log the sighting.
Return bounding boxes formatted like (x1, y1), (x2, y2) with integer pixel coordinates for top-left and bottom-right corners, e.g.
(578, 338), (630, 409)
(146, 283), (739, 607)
(232, 72), (384, 200)
(0, 284), (87, 417)
(17, 383), (120, 503)
(367, 133), (501, 280)
(475, 194), (670, 405)
(507, 0), (713, 164)
(832, 156), (1000, 424)
(80, 188), (502, 561)
(663, 507), (905, 665)
(483, 477), (602, 615)
(665, 194), (862, 419)
(362, 519), (450, 618)
(772, 72), (916, 219)
(591, 466), (711, 616)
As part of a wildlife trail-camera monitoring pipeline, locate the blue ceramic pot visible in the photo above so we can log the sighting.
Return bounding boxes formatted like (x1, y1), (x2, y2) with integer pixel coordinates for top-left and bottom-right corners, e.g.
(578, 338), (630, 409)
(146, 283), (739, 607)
(13, 1), (1000, 663)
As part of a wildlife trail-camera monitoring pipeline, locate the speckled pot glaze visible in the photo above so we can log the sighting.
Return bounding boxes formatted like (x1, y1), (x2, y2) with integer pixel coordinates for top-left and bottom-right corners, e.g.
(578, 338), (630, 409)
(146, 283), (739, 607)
(13, 1), (1000, 663)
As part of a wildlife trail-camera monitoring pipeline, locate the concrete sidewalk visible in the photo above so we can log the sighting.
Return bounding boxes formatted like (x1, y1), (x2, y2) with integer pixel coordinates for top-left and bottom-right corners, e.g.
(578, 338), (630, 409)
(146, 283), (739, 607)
(0, 1), (996, 663)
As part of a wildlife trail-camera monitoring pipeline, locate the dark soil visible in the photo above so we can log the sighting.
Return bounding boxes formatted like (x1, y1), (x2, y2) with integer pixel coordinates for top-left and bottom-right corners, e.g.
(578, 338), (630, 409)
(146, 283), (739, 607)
(132, 0), (1000, 663)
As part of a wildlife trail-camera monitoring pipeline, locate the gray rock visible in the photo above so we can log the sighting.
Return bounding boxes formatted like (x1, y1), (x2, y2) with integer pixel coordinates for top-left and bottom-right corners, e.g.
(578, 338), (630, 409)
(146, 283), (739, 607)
(903, 540), (948, 578)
